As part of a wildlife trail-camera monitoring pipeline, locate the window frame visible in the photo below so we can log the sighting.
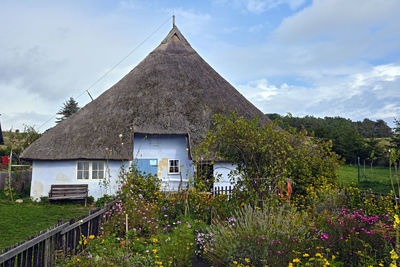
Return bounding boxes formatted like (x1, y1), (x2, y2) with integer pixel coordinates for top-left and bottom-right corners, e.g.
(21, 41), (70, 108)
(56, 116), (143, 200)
(76, 161), (105, 180)
(91, 161), (105, 179)
(168, 159), (180, 174)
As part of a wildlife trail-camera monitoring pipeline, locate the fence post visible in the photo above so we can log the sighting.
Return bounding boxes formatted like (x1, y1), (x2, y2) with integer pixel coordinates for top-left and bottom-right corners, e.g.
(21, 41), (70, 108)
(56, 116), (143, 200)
(44, 238), (50, 267)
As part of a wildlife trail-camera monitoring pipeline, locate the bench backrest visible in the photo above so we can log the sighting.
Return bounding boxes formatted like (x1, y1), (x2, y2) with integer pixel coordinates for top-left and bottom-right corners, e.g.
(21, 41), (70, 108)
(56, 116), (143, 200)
(49, 184), (88, 197)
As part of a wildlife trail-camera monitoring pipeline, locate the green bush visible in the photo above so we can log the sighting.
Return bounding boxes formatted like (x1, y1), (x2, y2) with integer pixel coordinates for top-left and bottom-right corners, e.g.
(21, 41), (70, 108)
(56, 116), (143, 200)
(95, 194), (112, 207)
(195, 113), (341, 203)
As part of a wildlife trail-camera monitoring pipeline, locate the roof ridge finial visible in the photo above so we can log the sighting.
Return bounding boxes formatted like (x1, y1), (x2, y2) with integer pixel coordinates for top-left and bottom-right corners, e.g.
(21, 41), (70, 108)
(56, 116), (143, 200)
(172, 15), (175, 27)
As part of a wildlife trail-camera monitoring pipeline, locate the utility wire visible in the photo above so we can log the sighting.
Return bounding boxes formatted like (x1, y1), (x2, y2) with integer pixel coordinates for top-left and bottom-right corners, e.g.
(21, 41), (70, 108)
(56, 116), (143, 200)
(37, 16), (171, 131)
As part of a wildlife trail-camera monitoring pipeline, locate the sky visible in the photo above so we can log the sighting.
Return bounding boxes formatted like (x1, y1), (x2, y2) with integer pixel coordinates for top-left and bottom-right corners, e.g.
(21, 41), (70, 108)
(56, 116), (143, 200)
(1, 0), (400, 132)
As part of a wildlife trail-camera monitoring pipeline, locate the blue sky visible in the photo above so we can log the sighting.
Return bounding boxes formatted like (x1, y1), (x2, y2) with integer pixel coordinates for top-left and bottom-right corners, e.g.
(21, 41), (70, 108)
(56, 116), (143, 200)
(1, 0), (399, 132)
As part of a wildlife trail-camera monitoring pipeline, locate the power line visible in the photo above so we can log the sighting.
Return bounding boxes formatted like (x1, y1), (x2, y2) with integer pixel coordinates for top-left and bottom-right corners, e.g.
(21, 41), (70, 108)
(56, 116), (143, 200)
(37, 16), (171, 131)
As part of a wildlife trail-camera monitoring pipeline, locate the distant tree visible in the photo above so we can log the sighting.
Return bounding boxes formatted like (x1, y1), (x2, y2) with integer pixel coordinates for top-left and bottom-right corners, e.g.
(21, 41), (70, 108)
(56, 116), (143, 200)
(375, 119), (392, 138)
(56, 97), (80, 123)
(356, 118), (376, 138)
(391, 118), (400, 151)
(365, 137), (383, 168)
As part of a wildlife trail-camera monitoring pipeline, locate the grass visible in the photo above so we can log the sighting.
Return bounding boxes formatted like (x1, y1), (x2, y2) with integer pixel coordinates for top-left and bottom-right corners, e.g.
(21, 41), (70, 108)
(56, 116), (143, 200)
(338, 164), (397, 195)
(0, 199), (90, 250)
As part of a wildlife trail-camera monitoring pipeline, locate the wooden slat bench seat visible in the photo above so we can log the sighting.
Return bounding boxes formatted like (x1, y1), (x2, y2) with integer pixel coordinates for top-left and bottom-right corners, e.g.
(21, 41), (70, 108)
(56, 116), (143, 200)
(48, 184), (88, 206)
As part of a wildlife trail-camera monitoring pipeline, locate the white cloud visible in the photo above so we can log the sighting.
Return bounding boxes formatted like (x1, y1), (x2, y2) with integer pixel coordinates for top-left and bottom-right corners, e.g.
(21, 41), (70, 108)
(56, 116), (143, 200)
(274, 0), (400, 42)
(237, 79), (280, 100)
(374, 104), (400, 119)
(237, 64), (400, 126)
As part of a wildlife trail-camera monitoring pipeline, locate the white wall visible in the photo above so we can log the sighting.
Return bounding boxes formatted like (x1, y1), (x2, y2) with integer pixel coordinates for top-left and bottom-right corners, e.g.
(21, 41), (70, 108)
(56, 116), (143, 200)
(134, 134), (194, 191)
(213, 162), (239, 189)
(31, 160), (122, 200)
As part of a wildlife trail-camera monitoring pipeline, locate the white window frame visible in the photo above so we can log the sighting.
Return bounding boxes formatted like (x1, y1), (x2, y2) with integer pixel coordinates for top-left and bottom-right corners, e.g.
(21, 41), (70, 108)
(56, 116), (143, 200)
(76, 161), (105, 180)
(91, 161), (105, 179)
(76, 161), (90, 180)
(168, 159), (180, 174)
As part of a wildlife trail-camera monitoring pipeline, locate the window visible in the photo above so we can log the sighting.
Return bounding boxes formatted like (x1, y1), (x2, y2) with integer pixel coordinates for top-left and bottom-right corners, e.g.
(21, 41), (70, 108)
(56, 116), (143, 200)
(92, 161), (105, 179)
(168, 159), (180, 174)
(77, 161), (105, 179)
(77, 161), (89, 179)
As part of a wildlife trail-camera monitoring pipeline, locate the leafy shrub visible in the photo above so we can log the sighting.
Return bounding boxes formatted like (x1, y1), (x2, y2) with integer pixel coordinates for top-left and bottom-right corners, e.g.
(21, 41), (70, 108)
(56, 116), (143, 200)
(203, 204), (315, 266)
(87, 196), (94, 205)
(96, 194), (112, 207)
(195, 113), (341, 203)
(155, 220), (197, 266)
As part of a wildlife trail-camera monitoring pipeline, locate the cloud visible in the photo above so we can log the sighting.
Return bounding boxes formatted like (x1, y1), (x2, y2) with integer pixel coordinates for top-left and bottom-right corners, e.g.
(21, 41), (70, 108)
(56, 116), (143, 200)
(237, 64), (400, 126)
(237, 79), (280, 100)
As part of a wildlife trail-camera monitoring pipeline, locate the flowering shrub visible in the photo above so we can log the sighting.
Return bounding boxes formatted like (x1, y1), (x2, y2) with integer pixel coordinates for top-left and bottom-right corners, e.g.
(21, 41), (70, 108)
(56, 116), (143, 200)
(315, 209), (394, 265)
(293, 183), (396, 216)
(203, 204), (315, 266)
(102, 166), (162, 237)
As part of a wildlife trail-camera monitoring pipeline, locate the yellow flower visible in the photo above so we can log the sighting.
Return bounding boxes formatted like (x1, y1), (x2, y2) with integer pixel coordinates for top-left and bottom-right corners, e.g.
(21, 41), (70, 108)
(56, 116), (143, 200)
(315, 253), (322, 258)
(233, 261), (238, 265)
(89, 235), (95, 239)
(101, 239), (104, 244)
(288, 263), (293, 267)
(303, 253), (309, 257)
(245, 258), (250, 263)
(391, 249), (399, 260)
(331, 255), (335, 260)
(293, 258), (300, 263)
(395, 215), (400, 228)
(153, 249), (158, 254)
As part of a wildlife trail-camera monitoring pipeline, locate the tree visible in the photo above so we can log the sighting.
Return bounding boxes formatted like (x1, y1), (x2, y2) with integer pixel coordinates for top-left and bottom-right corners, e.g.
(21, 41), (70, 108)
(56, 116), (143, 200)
(391, 118), (400, 151)
(56, 97), (80, 123)
(195, 113), (341, 201)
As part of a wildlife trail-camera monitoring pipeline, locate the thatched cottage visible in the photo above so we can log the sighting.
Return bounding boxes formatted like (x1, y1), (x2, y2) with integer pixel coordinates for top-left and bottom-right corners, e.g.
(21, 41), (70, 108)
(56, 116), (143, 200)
(21, 24), (269, 200)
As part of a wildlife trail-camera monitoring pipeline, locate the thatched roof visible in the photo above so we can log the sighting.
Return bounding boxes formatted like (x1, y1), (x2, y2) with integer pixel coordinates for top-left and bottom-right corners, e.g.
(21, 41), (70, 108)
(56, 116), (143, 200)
(21, 25), (270, 161)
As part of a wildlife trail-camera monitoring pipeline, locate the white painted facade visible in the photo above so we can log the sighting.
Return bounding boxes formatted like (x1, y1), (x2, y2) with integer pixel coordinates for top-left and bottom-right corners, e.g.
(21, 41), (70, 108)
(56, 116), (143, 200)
(30, 160), (122, 200)
(30, 134), (238, 200)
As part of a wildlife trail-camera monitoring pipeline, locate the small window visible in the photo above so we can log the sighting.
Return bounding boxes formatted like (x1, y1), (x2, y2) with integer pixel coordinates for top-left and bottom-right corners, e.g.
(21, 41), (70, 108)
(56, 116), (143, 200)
(92, 161), (105, 179)
(168, 159), (180, 174)
(76, 161), (105, 180)
(77, 161), (89, 179)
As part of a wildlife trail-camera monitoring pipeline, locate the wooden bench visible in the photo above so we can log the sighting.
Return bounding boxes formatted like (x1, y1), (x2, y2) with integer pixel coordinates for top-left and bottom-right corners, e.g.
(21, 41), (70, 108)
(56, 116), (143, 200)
(48, 184), (89, 206)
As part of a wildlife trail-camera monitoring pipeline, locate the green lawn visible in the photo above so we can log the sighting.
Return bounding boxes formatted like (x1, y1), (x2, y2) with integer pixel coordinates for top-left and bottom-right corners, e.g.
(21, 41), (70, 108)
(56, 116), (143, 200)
(0, 200), (90, 250)
(338, 164), (398, 194)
